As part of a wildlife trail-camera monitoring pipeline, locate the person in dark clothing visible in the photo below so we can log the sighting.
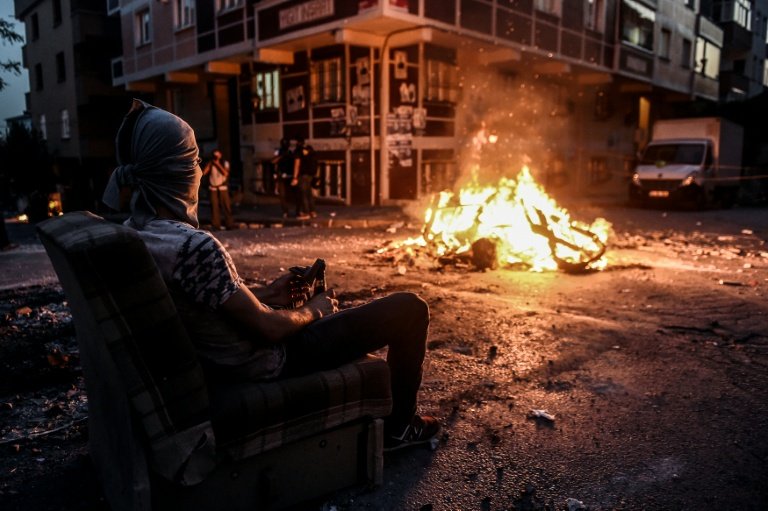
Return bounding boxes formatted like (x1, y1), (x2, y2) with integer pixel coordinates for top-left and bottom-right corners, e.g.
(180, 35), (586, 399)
(103, 100), (441, 451)
(290, 137), (317, 220)
(271, 138), (297, 218)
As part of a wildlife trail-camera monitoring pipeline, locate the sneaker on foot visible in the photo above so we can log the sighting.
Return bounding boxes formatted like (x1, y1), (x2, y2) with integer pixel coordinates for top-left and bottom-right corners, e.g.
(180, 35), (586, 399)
(296, 214), (311, 220)
(384, 415), (441, 452)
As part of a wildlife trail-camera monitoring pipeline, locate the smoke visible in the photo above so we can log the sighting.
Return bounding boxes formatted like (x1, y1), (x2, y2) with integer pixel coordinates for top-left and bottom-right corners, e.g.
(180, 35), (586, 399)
(454, 65), (575, 189)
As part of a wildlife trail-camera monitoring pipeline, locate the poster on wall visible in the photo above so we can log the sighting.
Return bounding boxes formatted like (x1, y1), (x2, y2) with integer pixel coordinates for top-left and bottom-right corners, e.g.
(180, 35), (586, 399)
(386, 106), (413, 167)
(399, 82), (416, 103)
(359, 0), (379, 11)
(356, 57), (371, 85)
(286, 86), (306, 113)
(412, 107), (426, 134)
(393, 51), (408, 80)
(352, 84), (370, 106)
(330, 107), (346, 136)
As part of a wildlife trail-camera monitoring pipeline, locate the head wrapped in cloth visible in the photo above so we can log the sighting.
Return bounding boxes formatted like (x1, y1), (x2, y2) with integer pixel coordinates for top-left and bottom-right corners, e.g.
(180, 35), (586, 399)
(103, 99), (202, 228)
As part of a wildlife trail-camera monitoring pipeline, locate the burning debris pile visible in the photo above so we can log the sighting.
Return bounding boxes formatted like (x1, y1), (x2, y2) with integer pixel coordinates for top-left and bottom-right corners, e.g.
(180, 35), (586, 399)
(377, 166), (612, 273)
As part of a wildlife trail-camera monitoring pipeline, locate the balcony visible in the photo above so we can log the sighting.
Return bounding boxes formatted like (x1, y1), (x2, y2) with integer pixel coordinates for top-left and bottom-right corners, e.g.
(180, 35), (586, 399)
(720, 21), (751, 51)
(719, 69), (750, 95)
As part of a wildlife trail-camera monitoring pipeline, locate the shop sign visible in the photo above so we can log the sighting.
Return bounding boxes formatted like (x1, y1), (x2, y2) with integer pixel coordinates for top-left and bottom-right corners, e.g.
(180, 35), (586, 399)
(279, 0), (334, 30)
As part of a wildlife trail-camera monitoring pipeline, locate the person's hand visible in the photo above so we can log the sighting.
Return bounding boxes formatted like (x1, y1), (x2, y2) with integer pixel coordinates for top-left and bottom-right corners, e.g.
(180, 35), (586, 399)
(291, 178), (299, 187)
(264, 273), (311, 308)
(305, 289), (339, 319)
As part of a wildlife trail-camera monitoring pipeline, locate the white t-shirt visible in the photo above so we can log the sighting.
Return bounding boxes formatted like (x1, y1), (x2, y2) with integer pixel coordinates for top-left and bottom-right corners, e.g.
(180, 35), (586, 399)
(208, 160), (229, 189)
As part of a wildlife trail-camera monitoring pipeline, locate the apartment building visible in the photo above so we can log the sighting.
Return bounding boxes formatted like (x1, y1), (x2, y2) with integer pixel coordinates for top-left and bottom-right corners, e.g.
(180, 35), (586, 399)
(107, 1), (727, 205)
(699, 0), (768, 101)
(14, 0), (132, 211)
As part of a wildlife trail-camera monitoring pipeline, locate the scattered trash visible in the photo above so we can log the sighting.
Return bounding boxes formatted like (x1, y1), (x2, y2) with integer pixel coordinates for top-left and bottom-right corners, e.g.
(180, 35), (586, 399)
(45, 343), (72, 368)
(717, 235), (734, 242)
(396, 265), (407, 275)
(741, 229), (753, 235)
(718, 279), (743, 286)
(385, 221), (405, 234)
(566, 497), (588, 511)
(15, 306), (32, 316)
(528, 409), (555, 422)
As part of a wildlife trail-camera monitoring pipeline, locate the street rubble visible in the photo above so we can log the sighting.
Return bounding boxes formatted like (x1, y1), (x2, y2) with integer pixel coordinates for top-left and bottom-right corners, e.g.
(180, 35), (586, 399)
(1, 206), (767, 510)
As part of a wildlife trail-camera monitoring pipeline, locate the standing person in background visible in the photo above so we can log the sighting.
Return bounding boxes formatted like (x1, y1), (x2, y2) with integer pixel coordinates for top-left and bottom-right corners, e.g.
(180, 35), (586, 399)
(291, 137), (317, 220)
(271, 138), (297, 219)
(203, 149), (235, 230)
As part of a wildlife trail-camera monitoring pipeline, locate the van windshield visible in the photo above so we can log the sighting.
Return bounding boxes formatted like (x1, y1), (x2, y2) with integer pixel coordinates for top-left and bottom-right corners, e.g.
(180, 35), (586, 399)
(641, 143), (705, 165)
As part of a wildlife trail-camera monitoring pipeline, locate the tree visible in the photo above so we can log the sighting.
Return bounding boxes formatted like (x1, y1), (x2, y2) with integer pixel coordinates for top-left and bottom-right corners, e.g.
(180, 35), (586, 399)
(0, 16), (23, 91)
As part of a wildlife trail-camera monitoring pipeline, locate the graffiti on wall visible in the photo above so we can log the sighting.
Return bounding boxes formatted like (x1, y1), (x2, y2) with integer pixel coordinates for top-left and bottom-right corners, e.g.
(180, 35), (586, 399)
(387, 105), (414, 167)
(286, 86), (306, 113)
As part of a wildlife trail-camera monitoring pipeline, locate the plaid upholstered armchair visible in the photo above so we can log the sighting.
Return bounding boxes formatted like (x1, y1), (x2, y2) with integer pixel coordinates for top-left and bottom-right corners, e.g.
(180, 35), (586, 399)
(37, 212), (392, 511)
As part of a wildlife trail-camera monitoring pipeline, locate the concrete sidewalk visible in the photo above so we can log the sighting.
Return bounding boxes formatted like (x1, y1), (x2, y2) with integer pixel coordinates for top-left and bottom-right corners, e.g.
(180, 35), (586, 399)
(199, 195), (415, 229)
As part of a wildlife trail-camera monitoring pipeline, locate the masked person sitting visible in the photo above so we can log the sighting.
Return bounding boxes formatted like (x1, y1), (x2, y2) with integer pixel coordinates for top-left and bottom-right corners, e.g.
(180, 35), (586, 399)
(102, 100), (441, 451)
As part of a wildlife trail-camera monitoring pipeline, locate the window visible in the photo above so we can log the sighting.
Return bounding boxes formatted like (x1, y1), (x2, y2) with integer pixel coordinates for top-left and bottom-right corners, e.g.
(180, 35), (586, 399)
(61, 110), (70, 140)
(695, 37), (720, 78)
(714, 0), (752, 29)
(584, 0), (605, 32)
(39, 114), (47, 140)
(682, 38), (692, 69)
(218, 0), (243, 11)
(175, 0), (195, 29)
(253, 69), (280, 110)
(659, 28), (671, 59)
(31, 13), (39, 40)
(136, 8), (151, 45)
(310, 58), (343, 104)
(425, 59), (459, 103)
(52, 0), (62, 26)
(535, 0), (562, 16)
(763, 60), (768, 87)
(34, 63), (43, 90)
(621, 0), (655, 52)
(56, 52), (66, 82)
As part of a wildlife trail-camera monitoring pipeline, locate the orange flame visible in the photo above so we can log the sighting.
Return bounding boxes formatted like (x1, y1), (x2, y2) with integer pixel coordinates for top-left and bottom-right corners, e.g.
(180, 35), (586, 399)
(408, 166), (612, 271)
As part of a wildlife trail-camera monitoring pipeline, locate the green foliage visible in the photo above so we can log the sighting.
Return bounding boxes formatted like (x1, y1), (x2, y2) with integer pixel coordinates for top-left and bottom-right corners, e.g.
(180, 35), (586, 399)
(0, 123), (53, 203)
(0, 17), (23, 91)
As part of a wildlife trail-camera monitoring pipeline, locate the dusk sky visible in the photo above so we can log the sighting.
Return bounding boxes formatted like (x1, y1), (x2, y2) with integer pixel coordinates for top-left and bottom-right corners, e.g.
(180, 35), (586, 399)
(0, 5), (29, 131)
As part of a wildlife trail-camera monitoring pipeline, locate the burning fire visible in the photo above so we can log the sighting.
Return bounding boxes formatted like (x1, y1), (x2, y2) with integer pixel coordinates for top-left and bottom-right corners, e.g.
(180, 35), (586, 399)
(398, 166), (612, 272)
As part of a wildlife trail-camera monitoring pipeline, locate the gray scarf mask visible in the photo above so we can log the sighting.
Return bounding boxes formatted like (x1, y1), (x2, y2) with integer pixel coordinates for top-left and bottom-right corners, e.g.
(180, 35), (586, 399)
(102, 99), (202, 228)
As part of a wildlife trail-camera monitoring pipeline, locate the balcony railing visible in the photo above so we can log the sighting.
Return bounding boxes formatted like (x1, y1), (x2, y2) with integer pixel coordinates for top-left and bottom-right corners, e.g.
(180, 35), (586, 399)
(117, 6), (253, 84)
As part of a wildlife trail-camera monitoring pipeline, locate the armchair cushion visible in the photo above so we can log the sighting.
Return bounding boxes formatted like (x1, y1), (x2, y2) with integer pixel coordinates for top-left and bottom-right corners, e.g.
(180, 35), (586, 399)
(210, 355), (392, 460)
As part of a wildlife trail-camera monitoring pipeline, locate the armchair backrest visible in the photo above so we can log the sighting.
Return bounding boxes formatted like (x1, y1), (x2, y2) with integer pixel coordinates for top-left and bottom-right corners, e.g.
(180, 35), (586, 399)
(37, 212), (216, 487)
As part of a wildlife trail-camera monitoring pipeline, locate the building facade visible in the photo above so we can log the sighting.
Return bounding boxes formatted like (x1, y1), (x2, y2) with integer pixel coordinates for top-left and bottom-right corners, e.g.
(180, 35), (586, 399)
(15, 0), (132, 211)
(96, 1), (765, 205)
(700, 0), (768, 101)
